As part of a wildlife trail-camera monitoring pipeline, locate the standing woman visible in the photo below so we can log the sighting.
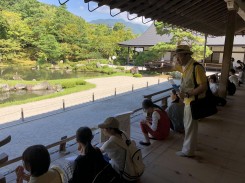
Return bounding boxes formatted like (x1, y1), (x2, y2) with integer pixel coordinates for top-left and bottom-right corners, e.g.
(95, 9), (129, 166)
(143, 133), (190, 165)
(139, 99), (170, 146)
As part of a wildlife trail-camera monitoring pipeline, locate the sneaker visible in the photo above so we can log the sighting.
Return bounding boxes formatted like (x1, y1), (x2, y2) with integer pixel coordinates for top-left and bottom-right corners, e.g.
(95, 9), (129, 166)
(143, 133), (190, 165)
(176, 151), (194, 158)
(139, 141), (151, 146)
(149, 136), (157, 140)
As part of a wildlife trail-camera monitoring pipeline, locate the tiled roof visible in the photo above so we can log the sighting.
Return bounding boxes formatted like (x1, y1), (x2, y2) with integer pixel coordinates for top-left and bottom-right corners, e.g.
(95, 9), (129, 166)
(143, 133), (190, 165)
(119, 24), (245, 47)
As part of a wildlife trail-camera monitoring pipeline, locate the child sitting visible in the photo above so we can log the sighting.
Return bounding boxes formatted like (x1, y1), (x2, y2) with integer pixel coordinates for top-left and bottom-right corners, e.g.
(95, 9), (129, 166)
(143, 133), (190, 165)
(15, 145), (62, 183)
(139, 99), (170, 146)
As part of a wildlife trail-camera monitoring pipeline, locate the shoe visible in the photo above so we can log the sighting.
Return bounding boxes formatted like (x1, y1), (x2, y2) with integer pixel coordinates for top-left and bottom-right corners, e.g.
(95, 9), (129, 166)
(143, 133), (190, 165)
(139, 141), (151, 146)
(149, 136), (157, 140)
(176, 151), (194, 158)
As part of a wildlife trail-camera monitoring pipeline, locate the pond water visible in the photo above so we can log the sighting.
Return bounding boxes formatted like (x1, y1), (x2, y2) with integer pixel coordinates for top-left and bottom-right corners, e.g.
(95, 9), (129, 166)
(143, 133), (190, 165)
(0, 67), (104, 81)
(0, 67), (105, 104)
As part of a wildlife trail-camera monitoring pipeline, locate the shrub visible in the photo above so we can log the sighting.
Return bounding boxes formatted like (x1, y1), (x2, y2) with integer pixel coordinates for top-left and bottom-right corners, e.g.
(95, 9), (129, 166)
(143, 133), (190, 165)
(101, 68), (116, 75)
(133, 73), (142, 78)
(102, 65), (109, 69)
(116, 66), (125, 71)
(75, 80), (86, 85)
(60, 80), (76, 88)
(168, 71), (181, 79)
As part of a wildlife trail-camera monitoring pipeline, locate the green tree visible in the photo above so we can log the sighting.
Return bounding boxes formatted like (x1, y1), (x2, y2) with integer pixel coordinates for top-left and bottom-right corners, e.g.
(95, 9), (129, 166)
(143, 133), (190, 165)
(34, 34), (61, 62)
(0, 39), (21, 61)
(154, 22), (212, 61)
(0, 13), (8, 39)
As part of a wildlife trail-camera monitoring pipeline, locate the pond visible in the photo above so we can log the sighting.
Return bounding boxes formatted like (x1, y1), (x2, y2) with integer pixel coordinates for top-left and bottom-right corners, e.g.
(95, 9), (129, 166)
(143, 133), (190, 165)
(0, 67), (105, 104)
(0, 67), (105, 81)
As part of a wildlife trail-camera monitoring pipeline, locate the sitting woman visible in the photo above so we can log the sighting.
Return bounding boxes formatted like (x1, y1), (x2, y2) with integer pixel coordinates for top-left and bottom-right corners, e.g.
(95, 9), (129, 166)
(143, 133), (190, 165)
(209, 74), (219, 96)
(69, 126), (119, 183)
(139, 99), (170, 146)
(99, 117), (137, 182)
(165, 90), (184, 133)
(15, 145), (62, 183)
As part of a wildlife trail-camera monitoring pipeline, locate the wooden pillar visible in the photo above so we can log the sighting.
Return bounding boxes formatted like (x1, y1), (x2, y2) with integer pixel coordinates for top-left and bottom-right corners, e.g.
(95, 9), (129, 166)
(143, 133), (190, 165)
(218, 10), (236, 98)
(203, 33), (208, 64)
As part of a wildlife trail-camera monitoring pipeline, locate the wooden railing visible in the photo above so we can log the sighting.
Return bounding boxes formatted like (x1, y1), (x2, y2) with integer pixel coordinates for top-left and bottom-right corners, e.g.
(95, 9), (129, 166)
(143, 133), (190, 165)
(0, 136), (11, 183)
(204, 63), (222, 71)
(0, 86), (175, 183)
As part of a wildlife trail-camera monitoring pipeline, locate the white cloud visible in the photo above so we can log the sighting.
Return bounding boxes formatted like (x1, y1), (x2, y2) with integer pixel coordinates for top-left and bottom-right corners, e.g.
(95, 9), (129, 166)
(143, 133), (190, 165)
(79, 6), (84, 11)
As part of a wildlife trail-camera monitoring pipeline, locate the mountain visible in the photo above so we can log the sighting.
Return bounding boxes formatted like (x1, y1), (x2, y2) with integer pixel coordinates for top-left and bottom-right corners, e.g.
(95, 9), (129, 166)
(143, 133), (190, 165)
(90, 19), (149, 34)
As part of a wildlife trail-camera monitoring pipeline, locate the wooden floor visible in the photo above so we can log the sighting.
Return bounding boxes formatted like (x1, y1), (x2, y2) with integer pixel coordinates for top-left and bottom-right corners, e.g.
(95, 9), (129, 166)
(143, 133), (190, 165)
(5, 86), (245, 183)
(135, 86), (245, 183)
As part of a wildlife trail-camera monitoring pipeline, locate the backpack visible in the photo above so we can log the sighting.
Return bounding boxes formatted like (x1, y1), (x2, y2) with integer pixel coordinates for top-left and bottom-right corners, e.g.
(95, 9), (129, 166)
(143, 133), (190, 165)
(112, 133), (145, 181)
(92, 163), (121, 183)
(227, 79), (236, 95)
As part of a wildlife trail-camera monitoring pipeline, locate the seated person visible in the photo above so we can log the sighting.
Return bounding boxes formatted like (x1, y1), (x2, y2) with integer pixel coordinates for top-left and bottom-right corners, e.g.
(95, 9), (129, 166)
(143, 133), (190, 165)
(209, 74), (219, 96)
(15, 145), (62, 183)
(69, 126), (119, 183)
(165, 90), (184, 133)
(229, 68), (239, 87)
(139, 99), (170, 146)
(98, 117), (138, 182)
(237, 66), (244, 85)
(237, 60), (245, 71)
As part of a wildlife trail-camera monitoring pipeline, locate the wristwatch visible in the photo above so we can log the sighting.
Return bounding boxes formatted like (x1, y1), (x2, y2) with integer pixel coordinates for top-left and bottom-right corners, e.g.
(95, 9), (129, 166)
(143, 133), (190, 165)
(185, 92), (190, 98)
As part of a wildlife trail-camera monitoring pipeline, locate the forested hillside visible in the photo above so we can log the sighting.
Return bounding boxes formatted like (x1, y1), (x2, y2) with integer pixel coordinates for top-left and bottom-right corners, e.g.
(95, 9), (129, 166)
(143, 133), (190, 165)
(0, 0), (135, 64)
(90, 19), (148, 34)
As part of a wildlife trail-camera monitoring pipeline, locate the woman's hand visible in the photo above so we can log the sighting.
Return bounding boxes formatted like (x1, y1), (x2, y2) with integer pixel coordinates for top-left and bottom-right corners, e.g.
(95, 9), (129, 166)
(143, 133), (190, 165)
(15, 166), (24, 183)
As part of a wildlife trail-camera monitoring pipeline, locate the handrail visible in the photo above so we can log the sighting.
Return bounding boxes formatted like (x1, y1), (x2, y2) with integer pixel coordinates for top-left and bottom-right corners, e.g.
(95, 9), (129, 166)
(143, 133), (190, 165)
(143, 87), (173, 99)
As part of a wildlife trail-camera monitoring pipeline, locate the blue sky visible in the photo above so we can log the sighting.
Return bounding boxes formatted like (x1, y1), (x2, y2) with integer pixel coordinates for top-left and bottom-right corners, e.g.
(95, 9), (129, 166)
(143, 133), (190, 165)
(37, 0), (151, 25)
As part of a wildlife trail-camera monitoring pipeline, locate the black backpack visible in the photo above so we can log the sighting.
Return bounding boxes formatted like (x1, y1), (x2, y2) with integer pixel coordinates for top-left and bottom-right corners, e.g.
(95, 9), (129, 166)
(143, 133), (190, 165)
(227, 79), (236, 95)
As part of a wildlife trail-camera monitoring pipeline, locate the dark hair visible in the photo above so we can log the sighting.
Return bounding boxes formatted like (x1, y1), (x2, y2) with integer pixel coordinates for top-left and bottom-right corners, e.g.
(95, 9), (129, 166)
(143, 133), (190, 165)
(209, 74), (217, 83)
(22, 145), (50, 177)
(230, 68), (236, 74)
(142, 99), (163, 111)
(237, 66), (242, 70)
(171, 89), (180, 103)
(76, 127), (94, 155)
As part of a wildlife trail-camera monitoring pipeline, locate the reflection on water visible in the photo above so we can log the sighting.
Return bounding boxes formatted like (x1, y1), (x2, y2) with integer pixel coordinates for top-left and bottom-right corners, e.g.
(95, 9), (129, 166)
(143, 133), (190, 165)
(0, 67), (105, 104)
(0, 90), (55, 104)
(0, 67), (104, 80)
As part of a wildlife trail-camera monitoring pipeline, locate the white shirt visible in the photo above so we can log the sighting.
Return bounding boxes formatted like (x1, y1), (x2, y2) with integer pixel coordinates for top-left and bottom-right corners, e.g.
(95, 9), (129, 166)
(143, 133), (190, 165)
(101, 136), (126, 173)
(209, 83), (219, 95)
(229, 75), (239, 86)
(151, 110), (160, 131)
